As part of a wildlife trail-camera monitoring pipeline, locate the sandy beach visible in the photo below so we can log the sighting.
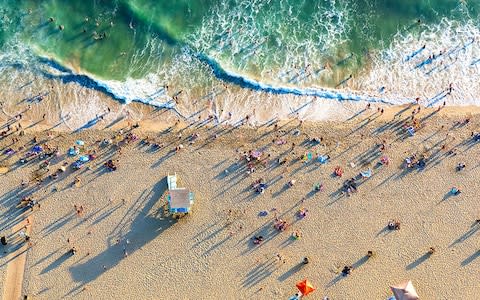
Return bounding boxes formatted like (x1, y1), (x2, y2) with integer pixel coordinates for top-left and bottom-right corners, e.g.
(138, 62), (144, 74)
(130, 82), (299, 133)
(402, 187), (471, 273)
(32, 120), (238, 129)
(0, 103), (478, 299)
(1, 2), (480, 299)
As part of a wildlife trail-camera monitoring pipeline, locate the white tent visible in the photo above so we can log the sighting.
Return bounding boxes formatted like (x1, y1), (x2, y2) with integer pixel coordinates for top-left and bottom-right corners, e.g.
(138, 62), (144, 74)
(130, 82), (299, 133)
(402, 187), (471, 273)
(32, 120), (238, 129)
(390, 280), (419, 300)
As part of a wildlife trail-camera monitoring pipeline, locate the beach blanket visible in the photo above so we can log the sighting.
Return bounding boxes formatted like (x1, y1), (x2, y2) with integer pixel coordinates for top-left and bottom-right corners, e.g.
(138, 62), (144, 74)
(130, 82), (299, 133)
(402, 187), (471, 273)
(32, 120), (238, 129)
(318, 155), (329, 164)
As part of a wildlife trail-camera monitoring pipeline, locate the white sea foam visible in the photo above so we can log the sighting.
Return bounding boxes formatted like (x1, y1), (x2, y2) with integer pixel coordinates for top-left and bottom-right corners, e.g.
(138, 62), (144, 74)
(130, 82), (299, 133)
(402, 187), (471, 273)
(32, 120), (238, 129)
(357, 18), (480, 107)
(190, 0), (352, 86)
(1, 10), (479, 128)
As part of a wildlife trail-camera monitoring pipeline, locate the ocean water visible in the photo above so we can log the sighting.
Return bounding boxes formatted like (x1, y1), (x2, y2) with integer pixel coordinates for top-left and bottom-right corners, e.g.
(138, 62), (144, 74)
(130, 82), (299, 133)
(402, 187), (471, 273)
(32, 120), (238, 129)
(0, 0), (479, 126)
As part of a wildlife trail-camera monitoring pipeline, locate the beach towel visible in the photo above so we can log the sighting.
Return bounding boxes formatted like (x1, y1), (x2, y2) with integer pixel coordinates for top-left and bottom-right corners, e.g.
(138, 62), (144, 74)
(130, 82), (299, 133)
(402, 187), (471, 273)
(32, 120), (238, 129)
(361, 169), (372, 178)
(79, 155), (89, 162)
(258, 210), (268, 217)
(318, 155), (329, 164)
(450, 187), (460, 195)
(381, 156), (389, 165)
(72, 161), (83, 169)
(251, 151), (262, 158)
(32, 145), (43, 153)
(68, 147), (79, 156)
(407, 127), (415, 136)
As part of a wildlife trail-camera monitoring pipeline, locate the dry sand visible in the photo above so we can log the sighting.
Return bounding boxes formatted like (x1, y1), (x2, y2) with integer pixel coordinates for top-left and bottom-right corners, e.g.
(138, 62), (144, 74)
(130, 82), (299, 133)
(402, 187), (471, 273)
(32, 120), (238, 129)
(2, 216), (32, 300)
(0, 104), (479, 299)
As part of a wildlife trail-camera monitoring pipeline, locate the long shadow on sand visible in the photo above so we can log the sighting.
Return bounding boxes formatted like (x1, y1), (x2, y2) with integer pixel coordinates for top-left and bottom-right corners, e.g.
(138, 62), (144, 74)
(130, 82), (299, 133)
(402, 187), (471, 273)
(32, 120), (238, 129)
(450, 222), (479, 247)
(461, 250), (480, 266)
(67, 178), (175, 294)
(243, 258), (278, 288)
(41, 252), (72, 274)
(327, 255), (371, 287)
(277, 262), (305, 282)
(406, 252), (432, 270)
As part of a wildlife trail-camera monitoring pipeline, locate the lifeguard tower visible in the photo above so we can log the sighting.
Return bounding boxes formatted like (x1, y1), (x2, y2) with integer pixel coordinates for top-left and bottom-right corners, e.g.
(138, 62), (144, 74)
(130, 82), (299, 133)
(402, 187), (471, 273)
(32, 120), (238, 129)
(166, 173), (194, 218)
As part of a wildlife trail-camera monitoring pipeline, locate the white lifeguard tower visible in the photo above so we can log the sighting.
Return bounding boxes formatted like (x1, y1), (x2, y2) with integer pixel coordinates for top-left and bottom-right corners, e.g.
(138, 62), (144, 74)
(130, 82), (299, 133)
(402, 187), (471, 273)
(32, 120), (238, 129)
(166, 173), (194, 218)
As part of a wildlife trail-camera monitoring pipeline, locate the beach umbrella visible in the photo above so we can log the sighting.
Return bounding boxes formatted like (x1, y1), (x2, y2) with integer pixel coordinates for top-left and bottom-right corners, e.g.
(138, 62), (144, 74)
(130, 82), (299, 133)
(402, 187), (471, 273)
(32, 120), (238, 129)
(296, 279), (316, 296)
(32, 145), (43, 153)
(390, 280), (419, 300)
(68, 147), (79, 156)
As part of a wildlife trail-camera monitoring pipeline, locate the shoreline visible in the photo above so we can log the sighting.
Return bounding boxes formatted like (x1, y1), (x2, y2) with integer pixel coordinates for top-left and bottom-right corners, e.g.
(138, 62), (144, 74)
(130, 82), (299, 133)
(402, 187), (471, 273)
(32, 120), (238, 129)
(2, 101), (480, 135)
(2, 44), (480, 130)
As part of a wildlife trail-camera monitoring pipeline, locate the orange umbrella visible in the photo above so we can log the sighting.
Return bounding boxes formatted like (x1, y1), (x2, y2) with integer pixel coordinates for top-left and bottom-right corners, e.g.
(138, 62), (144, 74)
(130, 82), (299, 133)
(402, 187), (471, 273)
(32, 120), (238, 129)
(296, 279), (316, 296)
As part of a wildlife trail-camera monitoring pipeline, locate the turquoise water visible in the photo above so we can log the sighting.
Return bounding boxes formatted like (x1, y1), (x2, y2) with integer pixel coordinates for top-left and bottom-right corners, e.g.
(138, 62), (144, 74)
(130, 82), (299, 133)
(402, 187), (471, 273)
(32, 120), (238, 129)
(0, 0), (479, 110)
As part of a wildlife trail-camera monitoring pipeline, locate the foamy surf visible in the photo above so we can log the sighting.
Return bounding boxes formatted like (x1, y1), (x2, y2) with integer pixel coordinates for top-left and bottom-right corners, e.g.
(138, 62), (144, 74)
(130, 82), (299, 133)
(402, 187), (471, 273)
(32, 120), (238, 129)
(357, 18), (480, 107)
(22, 41), (400, 108)
(0, 38), (473, 128)
(0, 1), (479, 129)
(33, 51), (404, 109)
(190, 0), (353, 88)
(33, 56), (174, 108)
(195, 53), (401, 104)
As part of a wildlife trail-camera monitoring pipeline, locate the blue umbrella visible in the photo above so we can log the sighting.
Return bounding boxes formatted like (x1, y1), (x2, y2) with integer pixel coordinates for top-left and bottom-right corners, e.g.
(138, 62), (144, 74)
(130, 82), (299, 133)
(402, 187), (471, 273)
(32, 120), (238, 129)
(68, 147), (79, 156)
(32, 145), (43, 153)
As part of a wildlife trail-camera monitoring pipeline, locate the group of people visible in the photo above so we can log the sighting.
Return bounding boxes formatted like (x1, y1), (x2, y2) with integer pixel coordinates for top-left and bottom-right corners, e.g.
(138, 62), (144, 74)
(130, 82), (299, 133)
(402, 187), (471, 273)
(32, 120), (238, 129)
(17, 197), (39, 211)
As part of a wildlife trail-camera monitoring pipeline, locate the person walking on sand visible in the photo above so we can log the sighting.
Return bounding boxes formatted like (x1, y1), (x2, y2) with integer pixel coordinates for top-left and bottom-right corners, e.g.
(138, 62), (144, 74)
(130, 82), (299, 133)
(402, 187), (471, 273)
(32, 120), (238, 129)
(275, 253), (286, 263)
(302, 257), (309, 265)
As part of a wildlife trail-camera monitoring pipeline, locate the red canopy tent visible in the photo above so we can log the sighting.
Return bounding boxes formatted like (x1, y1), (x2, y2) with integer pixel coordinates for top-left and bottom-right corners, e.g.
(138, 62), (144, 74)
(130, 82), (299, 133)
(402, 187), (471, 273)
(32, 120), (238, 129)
(296, 279), (316, 296)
